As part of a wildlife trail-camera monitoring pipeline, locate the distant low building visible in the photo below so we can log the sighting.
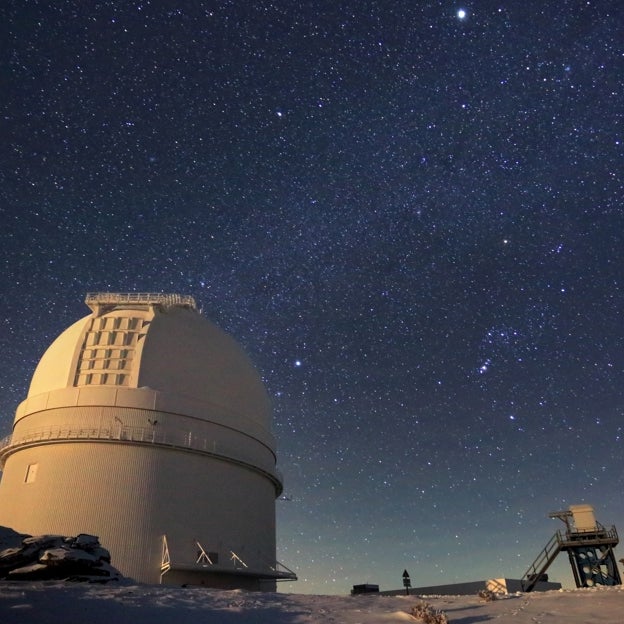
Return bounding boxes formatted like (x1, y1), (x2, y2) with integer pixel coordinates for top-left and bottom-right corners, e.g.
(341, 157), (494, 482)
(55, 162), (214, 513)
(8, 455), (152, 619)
(351, 583), (380, 595)
(380, 577), (561, 596)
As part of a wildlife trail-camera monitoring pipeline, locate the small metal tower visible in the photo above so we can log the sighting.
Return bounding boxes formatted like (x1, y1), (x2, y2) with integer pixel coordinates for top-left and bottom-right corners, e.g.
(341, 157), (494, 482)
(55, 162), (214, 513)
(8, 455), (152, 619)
(521, 505), (621, 592)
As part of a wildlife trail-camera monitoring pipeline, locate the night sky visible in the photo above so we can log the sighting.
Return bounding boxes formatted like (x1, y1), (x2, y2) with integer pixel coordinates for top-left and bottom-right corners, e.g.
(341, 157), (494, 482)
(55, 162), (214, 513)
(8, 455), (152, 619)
(2, 1), (623, 594)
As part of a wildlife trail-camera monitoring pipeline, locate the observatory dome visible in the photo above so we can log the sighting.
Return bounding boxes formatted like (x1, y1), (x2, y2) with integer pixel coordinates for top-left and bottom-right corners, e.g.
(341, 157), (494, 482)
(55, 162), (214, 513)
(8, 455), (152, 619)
(0, 293), (294, 589)
(23, 292), (271, 431)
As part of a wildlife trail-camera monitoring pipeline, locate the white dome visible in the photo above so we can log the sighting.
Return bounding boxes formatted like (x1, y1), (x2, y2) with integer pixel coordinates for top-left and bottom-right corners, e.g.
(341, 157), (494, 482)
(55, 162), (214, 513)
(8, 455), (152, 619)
(25, 293), (271, 430)
(0, 294), (291, 589)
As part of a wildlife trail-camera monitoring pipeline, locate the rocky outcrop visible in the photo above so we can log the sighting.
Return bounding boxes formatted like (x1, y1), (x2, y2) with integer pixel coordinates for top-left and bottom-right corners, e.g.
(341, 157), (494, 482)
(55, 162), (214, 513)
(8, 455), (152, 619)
(0, 530), (123, 582)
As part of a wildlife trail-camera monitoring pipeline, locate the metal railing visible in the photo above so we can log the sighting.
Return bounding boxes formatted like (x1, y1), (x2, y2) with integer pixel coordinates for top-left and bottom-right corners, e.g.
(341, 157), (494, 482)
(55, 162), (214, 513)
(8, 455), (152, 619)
(159, 535), (297, 583)
(85, 292), (197, 310)
(0, 423), (282, 491)
(520, 531), (563, 592)
(521, 525), (620, 592)
(558, 523), (619, 545)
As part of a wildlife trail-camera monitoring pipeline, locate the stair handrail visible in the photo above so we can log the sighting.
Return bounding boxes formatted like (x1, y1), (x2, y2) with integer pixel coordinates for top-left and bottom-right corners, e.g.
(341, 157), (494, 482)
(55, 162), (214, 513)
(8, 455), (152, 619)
(521, 530), (563, 592)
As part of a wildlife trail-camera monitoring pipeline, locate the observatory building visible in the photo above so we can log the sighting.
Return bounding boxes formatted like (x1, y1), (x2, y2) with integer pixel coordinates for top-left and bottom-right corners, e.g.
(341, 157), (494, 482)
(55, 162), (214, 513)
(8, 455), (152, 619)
(0, 293), (296, 589)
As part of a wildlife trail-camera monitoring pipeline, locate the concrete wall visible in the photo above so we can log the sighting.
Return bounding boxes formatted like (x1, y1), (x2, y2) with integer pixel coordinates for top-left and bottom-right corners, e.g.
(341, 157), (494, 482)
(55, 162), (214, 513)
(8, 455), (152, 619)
(381, 577), (562, 596)
(0, 295), (284, 590)
(0, 438), (276, 584)
(486, 578), (562, 593)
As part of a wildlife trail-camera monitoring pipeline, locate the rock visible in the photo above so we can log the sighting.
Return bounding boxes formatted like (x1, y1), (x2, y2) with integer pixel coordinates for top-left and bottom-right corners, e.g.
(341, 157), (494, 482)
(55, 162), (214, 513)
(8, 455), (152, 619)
(7, 562), (57, 580)
(0, 543), (41, 577)
(74, 534), (100, 549)
(0, 527), (123, 582)
(0, 526), (25, 551)
(23, 535), (65, 549)
(40, 547), (98, 565)
(89, 547), (112, 563)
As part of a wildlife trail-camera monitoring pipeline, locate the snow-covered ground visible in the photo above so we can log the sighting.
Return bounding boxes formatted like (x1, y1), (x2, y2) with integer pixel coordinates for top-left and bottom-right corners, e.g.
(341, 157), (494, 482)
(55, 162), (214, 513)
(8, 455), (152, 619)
(0, 581), (622, 623)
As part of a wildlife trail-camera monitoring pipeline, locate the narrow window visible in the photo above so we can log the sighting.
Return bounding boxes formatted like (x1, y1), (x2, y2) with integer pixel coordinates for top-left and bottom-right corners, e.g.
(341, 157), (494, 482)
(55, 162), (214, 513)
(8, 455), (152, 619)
(25, 463), (38, 483)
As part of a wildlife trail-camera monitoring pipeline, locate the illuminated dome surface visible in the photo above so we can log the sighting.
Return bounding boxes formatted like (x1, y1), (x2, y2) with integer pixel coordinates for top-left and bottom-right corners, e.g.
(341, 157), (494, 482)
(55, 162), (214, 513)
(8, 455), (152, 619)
(25, 293), (271, 429)
(0, 294), (291, 589)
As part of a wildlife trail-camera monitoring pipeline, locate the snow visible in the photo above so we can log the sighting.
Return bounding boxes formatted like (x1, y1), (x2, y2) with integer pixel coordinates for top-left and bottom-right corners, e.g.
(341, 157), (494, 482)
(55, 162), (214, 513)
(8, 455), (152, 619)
(0, 581), (622, 624)
(1, 526), (622, 622)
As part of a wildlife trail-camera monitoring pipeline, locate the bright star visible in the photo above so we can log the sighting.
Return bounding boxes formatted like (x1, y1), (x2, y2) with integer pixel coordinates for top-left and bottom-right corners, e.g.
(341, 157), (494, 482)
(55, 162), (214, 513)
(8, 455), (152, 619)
(457, 9), (467, 20)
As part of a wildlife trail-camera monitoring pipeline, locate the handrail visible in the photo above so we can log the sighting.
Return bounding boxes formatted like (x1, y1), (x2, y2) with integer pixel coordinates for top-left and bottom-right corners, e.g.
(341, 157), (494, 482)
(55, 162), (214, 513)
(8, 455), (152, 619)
(160, 534), (297, 582)
(520, 531), (563, 592)
(0, 424), (282, 492)
(85, 292), (196, 310)
(559, 525), (619, 545)
(521, 525), (620, 592)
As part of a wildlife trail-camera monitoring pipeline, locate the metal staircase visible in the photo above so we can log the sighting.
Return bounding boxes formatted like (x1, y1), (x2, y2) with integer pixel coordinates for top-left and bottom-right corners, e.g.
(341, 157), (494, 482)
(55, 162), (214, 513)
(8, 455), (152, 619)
(521, 506), (621, 592)
(520, 531), (563, 592)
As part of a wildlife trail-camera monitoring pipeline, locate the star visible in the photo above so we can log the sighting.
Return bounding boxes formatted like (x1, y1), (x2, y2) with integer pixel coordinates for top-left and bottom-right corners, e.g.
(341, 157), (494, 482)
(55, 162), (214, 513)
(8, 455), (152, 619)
(1, 0), (622, 597)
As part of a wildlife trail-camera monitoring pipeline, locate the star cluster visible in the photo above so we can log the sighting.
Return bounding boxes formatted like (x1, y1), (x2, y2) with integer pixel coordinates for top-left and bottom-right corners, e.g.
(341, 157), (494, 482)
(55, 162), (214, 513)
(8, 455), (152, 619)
(1, 1), (623, 593)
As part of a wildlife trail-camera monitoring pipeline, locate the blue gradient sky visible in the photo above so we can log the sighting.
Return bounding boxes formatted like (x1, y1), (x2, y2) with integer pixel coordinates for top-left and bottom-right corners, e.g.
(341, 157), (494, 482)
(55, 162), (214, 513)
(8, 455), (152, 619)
(2, 1), (623, 594)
